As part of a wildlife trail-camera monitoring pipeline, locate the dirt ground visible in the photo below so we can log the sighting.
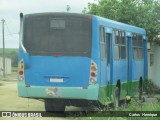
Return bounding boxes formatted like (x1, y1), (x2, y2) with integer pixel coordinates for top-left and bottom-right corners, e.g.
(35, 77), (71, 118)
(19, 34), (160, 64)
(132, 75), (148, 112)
(0, 73), (82, 120)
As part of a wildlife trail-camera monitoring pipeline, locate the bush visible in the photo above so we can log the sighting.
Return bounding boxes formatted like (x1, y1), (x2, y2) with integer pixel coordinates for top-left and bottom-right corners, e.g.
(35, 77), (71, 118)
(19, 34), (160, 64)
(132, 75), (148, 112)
(143, 79), (154, 97)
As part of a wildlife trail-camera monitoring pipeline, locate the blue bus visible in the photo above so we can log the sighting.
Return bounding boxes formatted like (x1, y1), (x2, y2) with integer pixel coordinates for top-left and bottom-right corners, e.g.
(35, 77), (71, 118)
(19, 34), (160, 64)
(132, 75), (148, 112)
(18, 12), (147, 112)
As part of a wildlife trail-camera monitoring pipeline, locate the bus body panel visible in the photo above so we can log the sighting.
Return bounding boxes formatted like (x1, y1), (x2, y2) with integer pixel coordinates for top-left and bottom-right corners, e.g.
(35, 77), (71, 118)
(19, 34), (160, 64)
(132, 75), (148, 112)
(24, 56), (91, 87)
(18, 82), (99, 100)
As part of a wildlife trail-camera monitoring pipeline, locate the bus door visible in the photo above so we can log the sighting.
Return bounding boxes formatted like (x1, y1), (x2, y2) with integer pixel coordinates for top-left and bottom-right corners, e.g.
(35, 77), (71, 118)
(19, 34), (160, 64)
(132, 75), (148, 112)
(127, 34), (132, 96)
(100, 26), (107, 86)
(100, 26), (111, 98)
(106, 33), (111, 84)
(105, 28), (112, 98)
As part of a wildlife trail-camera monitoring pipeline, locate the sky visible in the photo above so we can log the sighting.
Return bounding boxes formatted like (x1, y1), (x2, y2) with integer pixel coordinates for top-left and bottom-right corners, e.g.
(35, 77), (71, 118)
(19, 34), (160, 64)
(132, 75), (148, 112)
(0, 0), (98, 48)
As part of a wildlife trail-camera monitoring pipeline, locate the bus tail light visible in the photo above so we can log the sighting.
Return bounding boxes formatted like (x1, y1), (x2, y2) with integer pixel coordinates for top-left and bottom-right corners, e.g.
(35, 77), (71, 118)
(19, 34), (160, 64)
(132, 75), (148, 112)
(19, 70), (23, 75)
(89, 60), (97, 84)
(18, 59), (24, 81)
(91, 72), (96, 77)
(91, 66), (96, 71)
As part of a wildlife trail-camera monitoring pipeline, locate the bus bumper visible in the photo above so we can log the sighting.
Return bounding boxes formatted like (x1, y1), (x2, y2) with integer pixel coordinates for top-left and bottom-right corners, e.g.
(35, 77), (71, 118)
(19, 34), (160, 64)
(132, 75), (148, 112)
(17, 82), (99, 100)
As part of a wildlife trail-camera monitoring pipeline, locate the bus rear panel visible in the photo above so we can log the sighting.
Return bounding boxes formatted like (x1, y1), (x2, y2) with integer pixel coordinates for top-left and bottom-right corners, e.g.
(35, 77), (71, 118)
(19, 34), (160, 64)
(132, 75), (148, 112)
(18, 13), (100, 103)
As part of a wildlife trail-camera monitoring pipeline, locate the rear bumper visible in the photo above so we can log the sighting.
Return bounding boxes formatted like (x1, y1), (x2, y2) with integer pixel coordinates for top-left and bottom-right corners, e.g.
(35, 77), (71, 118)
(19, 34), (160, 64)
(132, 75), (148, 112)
(17, 82), (99, 100)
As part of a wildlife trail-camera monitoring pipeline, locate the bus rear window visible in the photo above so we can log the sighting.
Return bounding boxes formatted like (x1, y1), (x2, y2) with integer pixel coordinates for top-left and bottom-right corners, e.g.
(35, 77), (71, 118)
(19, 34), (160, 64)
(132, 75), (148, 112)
(24, 13), (92, 57)
(50, 19), (65, 29)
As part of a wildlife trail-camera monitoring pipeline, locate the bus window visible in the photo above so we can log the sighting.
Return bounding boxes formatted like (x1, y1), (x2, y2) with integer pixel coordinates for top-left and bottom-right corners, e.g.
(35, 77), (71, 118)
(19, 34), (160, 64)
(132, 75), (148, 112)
(132, 34), (143, 59)
(24, 14), (92, 57)
(50, 19), (65, 29)
(100, 26), (106, 59)
(113, 30), (126, 60)
(106, 33), (110, 65)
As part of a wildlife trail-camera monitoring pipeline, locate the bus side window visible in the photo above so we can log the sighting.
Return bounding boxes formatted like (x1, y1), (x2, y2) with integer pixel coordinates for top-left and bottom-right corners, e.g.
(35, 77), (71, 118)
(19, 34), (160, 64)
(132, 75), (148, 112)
(132, 33), (143, 59)
(113, 30), (126, 60)
(106, 33), (110, 65)
(100, 26), (106, 59)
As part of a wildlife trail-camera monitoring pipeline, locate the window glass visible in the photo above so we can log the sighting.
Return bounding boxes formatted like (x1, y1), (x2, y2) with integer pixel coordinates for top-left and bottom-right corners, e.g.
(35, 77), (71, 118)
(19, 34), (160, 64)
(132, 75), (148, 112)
(138, 48), (143, 59)
(100, 27), (105, 43)
(100, 26), (106, 59)
(132, 33), (143, 59)
(114, 45), (119, 60)
(133, 48), (138, 59)
(50, 19), (65, 29)
(121, 46), (126, 59)
(24, 13), (92, 57)
(113, 29), (126, 60)
(106, 33), (110, 65)
(100, 44), (106, 59)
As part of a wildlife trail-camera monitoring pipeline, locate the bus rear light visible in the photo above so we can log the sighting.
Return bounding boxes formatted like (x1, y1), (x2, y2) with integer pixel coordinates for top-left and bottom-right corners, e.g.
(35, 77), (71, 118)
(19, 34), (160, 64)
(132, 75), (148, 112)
(18, 60), (24, 81)
(19, 70), (23, 75)
(91, 66), (96, 71)
(91, 72), (96, 77)
(90, 78), (96, 84)
(19, 65), (23, 69)
(89, 60), (98, 84)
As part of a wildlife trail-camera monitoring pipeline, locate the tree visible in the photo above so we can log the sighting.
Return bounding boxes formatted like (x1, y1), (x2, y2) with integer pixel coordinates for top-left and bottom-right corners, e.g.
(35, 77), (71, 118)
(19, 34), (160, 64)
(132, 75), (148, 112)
(82, 0), (160, 42)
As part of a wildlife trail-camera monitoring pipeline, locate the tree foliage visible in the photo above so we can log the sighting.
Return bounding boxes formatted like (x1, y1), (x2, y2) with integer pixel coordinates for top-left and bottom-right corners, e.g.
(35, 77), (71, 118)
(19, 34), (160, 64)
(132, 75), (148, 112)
(82, 0), (160, 42)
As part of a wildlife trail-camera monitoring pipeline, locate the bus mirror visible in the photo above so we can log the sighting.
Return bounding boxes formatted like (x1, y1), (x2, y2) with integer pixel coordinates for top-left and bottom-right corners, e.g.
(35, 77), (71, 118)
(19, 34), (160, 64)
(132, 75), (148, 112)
(23, 53), (30, 68)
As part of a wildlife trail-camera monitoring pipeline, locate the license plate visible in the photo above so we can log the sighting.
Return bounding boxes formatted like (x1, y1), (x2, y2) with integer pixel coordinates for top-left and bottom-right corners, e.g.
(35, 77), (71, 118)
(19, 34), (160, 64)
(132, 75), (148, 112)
(50, 78), (63, 83)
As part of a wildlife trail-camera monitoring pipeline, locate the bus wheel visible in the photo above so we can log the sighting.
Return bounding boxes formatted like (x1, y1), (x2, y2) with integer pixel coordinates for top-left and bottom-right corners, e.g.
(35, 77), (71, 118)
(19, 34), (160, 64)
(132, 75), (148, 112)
(115, 87), (120, 108)
(45, 99), (54, 112)
(138, 77), (143, 100)
(44, 99), (65, 112)
(52, 106), (65, 113)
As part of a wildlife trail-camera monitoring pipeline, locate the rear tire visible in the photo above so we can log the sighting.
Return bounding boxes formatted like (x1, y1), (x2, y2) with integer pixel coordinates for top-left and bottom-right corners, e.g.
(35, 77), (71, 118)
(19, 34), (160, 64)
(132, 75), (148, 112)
(44, 99), (65, 113)
(45, 99), (54, 112)
(138, 77), (143, 100)
(115, 87), (120, 108)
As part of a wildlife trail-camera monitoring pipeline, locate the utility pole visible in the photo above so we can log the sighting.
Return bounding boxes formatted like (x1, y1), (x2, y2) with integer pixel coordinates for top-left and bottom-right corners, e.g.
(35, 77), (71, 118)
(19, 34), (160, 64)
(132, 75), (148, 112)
(1, 19), (5, 78)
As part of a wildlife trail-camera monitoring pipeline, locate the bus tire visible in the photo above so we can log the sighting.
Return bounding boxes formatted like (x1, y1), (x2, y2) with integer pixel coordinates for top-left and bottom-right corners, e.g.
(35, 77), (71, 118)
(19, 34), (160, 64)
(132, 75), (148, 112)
(53, 106), (65, 112)
(138, 77), (143, 100)
(115, 87), (120, 108)
(44, 99), (54, 112)
(44, 99), (65, 113)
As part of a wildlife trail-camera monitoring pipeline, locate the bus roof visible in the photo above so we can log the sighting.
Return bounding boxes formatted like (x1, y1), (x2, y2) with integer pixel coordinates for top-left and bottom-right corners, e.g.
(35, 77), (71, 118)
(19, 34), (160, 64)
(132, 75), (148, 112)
(93, 15), (146, 35)
(23, 12), (146, 35)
